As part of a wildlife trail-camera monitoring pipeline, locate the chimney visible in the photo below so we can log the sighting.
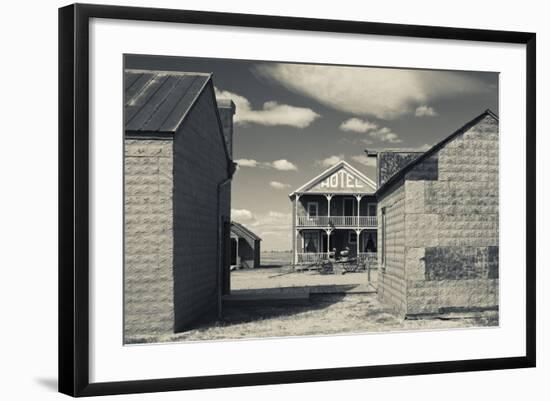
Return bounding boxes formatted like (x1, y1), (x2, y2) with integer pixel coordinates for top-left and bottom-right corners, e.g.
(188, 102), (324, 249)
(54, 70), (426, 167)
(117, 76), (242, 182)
(365, 149), (379, 189)
(217, 99), (236, 159)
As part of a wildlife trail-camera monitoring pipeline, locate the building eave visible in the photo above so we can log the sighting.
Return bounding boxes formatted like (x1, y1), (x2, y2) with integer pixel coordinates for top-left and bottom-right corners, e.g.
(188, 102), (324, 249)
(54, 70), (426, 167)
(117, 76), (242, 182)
(375, 109), (499, 198)
(289, 160), (376, 199)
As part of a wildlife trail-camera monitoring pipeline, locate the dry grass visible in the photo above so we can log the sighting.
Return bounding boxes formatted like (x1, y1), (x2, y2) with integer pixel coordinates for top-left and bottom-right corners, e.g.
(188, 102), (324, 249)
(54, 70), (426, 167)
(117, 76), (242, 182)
(126, 293), (498, 344)
(125, 254), (498, 344)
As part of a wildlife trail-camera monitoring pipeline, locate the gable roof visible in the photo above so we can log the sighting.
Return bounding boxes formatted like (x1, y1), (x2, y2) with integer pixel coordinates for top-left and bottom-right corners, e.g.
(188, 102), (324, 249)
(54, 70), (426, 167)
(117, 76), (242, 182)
(289, 160), (377, 198)
(124, 69), (211, 134)
(231, 222), (262, 241)
(375, 109), (499, 197)
(378, 151), (424, 187)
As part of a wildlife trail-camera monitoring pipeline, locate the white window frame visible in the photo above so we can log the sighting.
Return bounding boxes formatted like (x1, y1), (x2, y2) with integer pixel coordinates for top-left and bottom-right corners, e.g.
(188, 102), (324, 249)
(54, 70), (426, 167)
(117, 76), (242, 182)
(302, 230), (321, 253)
(307, 202), (318, 219)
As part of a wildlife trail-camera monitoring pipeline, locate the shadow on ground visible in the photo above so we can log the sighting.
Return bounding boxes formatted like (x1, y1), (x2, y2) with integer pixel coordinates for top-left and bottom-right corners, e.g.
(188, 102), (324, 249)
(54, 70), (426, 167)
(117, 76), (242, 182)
(198, 293), (347, 329)
(230, 284), (362, 295)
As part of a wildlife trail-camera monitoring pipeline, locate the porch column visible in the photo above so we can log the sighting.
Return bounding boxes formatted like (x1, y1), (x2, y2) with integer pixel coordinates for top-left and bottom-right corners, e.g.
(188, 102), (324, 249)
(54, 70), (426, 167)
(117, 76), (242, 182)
(355, 194), (363, 227)
(294, 194), (300, 265)
(295, 193), (301, 228)
(324, 193), (333, 226)
(326, 228), (333, 257)
(355, 228), (362, 257)
(295, 229), (301, 265)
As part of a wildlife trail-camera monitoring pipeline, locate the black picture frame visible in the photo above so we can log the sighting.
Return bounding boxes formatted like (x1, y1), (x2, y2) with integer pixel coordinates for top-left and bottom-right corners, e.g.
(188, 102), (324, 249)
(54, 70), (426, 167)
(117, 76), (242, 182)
(58, 3), (536, 397)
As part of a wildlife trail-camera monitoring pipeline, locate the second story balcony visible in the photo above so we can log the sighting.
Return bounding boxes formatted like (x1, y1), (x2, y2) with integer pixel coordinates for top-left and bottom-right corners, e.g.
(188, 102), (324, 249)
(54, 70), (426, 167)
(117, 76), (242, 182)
(297, 215), (377, 228)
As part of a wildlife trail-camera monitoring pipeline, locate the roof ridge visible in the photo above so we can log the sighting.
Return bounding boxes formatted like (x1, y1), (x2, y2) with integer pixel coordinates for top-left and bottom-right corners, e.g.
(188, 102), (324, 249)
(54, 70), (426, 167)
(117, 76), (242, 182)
(375, 109), (498, 196)
(125, 68), (212, 77)
(289, 160), (376, 197)
(231, 221), (262, 240)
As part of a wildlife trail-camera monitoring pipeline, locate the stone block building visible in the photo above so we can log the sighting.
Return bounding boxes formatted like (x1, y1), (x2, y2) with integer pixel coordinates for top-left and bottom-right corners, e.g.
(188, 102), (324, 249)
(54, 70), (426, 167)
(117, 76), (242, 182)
(375, 110), (499, 317)
(124, 69), (235, 339)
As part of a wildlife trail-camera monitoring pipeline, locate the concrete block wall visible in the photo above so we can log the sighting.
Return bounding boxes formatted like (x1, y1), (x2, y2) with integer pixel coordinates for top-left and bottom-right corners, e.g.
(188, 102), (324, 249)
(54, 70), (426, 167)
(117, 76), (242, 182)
(172, 84), (231, 331)
(377, 180), (407, 315)
(404, 114), (499, 315)
(378, 114), (499, 317)
(124, 139), (174, 338)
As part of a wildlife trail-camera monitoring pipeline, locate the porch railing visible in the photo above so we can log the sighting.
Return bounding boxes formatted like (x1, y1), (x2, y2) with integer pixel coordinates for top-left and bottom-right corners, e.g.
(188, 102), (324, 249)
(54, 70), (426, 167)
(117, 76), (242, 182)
(296, 252), (329, 263)
(358, 252), (378, 266)
(297, 215), (377, 227)
(296, 252), (377, 265)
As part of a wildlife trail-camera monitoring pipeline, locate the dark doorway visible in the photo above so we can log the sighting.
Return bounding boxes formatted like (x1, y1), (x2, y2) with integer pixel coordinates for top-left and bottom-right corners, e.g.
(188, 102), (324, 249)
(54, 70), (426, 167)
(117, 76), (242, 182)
(230, 238), (238, 266)
(344, 198), (355, 216)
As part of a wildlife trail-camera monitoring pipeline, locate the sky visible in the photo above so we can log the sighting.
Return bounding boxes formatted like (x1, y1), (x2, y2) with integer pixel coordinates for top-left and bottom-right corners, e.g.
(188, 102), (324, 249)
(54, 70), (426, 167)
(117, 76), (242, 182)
(126, 55), (499, 251)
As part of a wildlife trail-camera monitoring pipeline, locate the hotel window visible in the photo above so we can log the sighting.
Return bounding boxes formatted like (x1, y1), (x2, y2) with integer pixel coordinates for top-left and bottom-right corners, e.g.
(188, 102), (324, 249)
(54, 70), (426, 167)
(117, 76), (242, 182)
(381, 207), (386, 268)
(303, 231), (320, 253)
(348, 231), (357, 244)
(307, 202), (318, 218)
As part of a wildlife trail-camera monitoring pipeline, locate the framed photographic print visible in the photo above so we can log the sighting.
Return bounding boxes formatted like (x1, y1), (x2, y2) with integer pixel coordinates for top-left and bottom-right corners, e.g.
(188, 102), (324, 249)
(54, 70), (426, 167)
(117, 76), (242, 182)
(58, 3), (536, 397)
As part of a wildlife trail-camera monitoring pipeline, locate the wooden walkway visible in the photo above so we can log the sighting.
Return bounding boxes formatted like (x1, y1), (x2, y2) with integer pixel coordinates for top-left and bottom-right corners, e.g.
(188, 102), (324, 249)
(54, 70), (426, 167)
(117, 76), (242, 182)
(223, 282), (377, 306)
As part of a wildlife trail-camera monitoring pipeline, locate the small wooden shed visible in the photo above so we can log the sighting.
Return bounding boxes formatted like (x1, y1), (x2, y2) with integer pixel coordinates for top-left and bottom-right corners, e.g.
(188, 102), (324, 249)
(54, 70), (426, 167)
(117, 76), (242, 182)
(230, 222), (261, 269)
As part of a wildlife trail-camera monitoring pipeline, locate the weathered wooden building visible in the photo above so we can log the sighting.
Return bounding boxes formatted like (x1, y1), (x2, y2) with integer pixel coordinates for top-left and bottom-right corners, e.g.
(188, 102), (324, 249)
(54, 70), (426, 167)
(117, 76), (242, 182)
(375, 110), (499, 317)
(124, 69), (235, 339)
(289, 161), (378, 265)
(230, 222), (261, 269)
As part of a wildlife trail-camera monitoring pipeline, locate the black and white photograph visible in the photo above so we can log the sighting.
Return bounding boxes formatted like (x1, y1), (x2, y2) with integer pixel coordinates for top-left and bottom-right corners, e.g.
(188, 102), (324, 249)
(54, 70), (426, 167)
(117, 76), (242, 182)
(123, 55), (500, 344)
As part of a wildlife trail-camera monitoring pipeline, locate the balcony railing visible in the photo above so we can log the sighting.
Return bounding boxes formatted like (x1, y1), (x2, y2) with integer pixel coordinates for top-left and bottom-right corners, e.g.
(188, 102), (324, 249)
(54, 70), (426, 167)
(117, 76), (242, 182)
(297, 215), (377, 228)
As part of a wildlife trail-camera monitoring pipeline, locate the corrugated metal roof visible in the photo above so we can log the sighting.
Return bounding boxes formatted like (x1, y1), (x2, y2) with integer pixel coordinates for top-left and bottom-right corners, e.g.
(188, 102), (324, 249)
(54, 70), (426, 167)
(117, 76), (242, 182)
(231, 222), (262, 241)
(124, 69), (211, 134)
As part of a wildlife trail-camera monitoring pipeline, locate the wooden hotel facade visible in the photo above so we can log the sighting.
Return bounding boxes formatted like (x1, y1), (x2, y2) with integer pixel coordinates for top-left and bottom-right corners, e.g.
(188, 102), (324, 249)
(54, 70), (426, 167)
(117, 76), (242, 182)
(289, 161), (378, 265)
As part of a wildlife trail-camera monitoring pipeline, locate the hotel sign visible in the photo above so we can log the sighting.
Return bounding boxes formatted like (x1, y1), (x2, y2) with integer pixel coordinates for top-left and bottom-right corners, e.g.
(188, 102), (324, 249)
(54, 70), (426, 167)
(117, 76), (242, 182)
(307, 166), (375, 194)
(321, 170), (364, 189)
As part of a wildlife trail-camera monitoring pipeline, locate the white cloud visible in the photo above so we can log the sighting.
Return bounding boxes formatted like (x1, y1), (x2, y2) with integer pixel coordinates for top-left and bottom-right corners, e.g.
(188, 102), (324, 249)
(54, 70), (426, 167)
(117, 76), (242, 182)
(339, 137), (374, 146)
(340, 118), (378, 133)
(339, 118), (401, 143)
(350, 154), (376, 167)
(369, 127), (402, 143)
(232, 210), (292, 251)
(267, 211), (289, 218)
(372, 143), (433, 152)
(231, 209), (255, 221)
(234, 158), (298, 171)
(255, 63), (489, 120)
(269, 181), (291, 189)
(235, 158), (259, 167)
(271, 159), (298, 171)
(232, 209), (291, 250)
(316, 154), (344, 167)
(415, 105), (438, 117)
(215, 88), (320, 128)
